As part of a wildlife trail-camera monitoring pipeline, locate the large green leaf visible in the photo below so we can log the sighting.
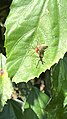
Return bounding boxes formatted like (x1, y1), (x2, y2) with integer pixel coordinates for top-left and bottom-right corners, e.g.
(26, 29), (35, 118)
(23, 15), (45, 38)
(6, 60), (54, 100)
(5, 0), (67, 82)
(25, 87), (49, 119)
(0, 54), (13, 111)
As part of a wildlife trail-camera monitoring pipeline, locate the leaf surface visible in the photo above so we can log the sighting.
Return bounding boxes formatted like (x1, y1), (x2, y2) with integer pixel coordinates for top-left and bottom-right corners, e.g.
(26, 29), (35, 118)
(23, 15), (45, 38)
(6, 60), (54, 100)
(0, 54), (13, 111)
(0, 99), (23, 119)
(45, 54), (67, 119)
(5, 0), (67, 82)
(23, 108), (39, 119)
(25, 87), (49, 119)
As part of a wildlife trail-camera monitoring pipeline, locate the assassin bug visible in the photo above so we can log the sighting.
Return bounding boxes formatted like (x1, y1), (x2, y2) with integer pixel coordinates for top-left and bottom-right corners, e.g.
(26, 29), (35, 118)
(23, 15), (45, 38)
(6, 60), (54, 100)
(35, 44), (48, 68)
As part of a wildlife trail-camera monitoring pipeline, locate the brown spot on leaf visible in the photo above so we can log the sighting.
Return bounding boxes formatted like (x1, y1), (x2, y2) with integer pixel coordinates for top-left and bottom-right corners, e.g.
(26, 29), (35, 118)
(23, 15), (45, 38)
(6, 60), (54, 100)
(0, 69), (4, 76)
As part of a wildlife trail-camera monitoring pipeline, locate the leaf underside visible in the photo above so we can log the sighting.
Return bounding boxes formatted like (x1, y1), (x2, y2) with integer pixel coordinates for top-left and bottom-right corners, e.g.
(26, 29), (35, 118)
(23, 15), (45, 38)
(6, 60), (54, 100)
(5, 0), (67, 83)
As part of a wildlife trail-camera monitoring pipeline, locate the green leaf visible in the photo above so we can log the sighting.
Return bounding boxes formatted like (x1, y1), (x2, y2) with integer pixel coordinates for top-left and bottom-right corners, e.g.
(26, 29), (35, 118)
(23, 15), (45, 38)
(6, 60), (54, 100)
(63, 105), (67, 119)
(0, 101), (39, 119)
(0, 54), (13, 111)
(45, 54), (67, 119)
(51, 55), (67, 97)
(64, 97), (67, 107)
(46, 90), (65, 119)
(25, 87), (49, 119)
(8, 100), (24, 119)
(5, 0), (67, 83)
(0, 99), (24, 119)
(23, 108), (39, 119)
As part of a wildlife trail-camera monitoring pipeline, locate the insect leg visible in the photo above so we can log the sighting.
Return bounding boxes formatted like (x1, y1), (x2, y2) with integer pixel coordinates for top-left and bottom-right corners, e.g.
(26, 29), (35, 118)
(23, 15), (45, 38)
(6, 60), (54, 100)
(36, 59), (40, 68)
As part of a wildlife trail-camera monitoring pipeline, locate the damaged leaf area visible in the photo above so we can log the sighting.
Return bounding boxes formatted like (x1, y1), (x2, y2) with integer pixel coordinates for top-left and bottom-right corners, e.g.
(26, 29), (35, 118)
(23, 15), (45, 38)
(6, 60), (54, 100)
(0, 54), (13, 111)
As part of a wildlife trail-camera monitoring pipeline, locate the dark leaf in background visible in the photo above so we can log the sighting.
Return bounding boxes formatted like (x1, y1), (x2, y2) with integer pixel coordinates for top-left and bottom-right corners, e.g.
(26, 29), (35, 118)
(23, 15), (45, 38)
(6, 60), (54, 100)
(0, 0), (13, 55)
(25, 87), (49, 119)
(0, 0), (12, 23)
(23, 108), (39, 119)
(0, 99), (23, 119)
(0, 25), (6, 55)
(45, 53), (67, 119)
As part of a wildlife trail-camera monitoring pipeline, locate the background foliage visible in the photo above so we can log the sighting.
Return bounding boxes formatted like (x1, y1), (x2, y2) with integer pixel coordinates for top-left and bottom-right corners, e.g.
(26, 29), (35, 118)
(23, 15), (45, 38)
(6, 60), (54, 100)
(0, 0), (67, 119)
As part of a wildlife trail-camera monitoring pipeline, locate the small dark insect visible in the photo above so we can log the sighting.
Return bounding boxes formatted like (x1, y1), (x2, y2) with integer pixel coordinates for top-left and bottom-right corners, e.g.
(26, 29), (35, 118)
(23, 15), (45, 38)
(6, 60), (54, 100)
(35, 44), (48, 68)
(0, 69), (4, 76)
